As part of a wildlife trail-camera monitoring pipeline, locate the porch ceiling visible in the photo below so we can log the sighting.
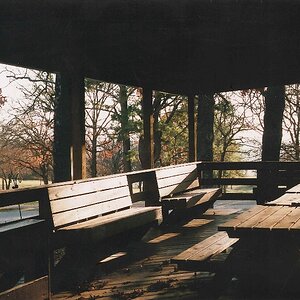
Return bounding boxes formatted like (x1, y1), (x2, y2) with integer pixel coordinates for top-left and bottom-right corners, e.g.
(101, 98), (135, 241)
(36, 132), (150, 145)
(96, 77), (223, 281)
(1, 0), (300, 95)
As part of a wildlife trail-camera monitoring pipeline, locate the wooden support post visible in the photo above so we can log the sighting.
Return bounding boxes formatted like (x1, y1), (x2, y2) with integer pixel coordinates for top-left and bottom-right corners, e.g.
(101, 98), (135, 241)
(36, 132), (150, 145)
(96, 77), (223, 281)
(258, 86), (285, 204)
(197, 93), (215, 184)
(53, 73), (72, 182)
(141, 87), (154, 169)
(70, 70), (86, 180)
(53, 70), (86, 182)
(188, 95), (196, 162)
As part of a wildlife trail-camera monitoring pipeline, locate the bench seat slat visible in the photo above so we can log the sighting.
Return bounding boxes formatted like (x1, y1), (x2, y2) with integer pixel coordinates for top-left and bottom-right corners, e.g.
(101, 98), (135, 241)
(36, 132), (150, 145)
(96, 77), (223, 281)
(59, 207), (162, 230)
(52, 195), (132, 228)
(48, 176), (128, 200)
(161, 188), (221, 210)
(55, 207), (162, 242)
(186, 235), (239, 262)
(50, 186), (130, 214)
(171, 232), (239, 269)
(172, 232), (228, 261)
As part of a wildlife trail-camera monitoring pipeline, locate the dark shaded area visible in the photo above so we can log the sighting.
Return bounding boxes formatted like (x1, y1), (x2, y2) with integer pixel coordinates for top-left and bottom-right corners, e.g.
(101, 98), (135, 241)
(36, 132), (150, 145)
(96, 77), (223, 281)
(1, 1), (300, 95)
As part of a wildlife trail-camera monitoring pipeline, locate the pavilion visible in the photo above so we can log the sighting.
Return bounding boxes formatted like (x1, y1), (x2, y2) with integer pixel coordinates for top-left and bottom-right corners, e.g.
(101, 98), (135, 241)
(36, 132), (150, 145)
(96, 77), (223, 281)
(1, 0), (300, 180)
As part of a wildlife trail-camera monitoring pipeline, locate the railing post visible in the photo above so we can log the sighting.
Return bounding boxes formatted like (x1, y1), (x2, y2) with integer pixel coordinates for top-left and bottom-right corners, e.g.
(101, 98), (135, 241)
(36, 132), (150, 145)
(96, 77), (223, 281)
(188, 95), (196, 162)
(141, 87), (154, 169)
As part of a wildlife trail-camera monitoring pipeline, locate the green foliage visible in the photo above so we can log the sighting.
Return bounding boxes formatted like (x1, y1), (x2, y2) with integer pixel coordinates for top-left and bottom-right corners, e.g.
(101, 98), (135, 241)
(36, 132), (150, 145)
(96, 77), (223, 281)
(160, 101), (189, 165)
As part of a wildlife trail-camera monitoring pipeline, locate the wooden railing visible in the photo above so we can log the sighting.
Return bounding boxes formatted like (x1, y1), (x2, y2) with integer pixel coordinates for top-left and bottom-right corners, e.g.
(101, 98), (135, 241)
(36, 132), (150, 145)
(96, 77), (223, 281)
(197, 161), (300, 203)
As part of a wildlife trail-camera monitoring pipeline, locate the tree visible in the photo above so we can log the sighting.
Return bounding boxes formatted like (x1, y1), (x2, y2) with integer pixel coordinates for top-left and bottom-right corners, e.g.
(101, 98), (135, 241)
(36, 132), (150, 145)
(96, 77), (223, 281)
(85, 80), (118, 176)
(140, 91), (186, 167)
(1, 69), (55, 184)
(214, 92), (250, 162)
(160, 98), (189, 165)
(197, 93), (214, 179)
(0, 88), (6, 107)
(281, 84), (300, 161)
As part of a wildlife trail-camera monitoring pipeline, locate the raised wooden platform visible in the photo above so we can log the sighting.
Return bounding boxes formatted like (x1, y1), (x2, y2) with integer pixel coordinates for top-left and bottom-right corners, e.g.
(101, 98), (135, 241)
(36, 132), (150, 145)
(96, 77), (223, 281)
(52, 200), (256, 300)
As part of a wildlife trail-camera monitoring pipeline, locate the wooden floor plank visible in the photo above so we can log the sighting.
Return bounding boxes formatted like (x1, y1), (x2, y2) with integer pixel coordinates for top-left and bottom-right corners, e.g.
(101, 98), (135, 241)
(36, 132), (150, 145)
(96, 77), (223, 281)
(52, 200), (257, 300)
(182, 219), (213, 228)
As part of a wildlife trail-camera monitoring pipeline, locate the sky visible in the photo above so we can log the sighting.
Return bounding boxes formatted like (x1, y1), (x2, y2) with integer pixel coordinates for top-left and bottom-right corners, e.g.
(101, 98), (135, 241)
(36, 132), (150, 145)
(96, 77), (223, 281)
(0, 63), (25, 117)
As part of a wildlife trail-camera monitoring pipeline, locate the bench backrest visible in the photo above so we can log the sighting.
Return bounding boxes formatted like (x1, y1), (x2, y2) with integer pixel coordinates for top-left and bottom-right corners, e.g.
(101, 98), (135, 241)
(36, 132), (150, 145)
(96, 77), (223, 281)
(47, 175), (132, 230)
(155, 163), (199, 198)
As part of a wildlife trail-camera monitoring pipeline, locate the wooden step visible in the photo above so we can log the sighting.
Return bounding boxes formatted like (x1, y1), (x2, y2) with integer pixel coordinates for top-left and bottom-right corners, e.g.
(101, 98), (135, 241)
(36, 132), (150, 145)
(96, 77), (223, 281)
(171, 231), (239, 271)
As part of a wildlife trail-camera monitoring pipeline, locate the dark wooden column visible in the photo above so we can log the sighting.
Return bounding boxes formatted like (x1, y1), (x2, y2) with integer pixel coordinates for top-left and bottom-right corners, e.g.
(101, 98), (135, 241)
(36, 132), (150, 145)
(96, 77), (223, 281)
(53, 73), (72, 182)
(197, 93), (215, 163)
(141, 87), (154, 169)
(257, 86), (285, 204)
(188, 95), (196, 162)
(70, 70), (86, 179)
(53, 70), (86, 182)
(197, 93), (215, 185)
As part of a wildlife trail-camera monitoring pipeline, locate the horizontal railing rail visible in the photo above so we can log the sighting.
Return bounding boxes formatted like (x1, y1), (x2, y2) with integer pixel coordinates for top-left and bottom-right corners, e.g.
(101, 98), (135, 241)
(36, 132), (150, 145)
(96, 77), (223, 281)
(197, 161), (300, 203)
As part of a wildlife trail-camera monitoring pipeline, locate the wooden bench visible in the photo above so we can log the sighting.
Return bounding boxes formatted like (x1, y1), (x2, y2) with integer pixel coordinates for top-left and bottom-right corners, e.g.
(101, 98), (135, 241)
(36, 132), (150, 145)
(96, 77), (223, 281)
(42, 173), (162, 247)
(171, 231), (239, 271)
(155, 163), (222, 220)
(0, 188), (48, 293)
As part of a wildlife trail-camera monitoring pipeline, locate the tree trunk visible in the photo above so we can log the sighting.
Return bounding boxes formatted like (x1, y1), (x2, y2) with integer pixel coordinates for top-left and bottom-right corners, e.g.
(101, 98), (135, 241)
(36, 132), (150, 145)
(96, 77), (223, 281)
(197, 93), (215, 161)
(90, 133), (97, 177)
(153, 92), (162, 166)
(258, 86), (285, 204)
(262, 86), (285, 161)
(41, 164), (49, 184)
(53, 73), (72, 182)
(119, 85), (132, 172)
(140, 88), (154, 169)
(197, 93), (215, 183)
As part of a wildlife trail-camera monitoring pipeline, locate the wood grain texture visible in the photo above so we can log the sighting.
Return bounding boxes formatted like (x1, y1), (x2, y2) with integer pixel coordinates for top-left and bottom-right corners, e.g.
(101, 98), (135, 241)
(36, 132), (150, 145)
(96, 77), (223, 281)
(236, 206), (282, 230)
(48, 175), (133, 228)
(218, 205), (268, 231)
(48, 175), (128, 201)
(52, 196), (132, 228)
(58, 207), (162, 230)
(55, 207), (162, 242)
(253, 206), (295, 231)
(156, 165), (198, 197)
(172, 231), (238, 263)
(50, 186), (130, 214)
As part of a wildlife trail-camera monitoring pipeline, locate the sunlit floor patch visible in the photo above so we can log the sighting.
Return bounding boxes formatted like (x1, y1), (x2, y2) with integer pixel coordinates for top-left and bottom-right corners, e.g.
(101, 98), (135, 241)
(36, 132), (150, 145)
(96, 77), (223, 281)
(98, 252), (127, 264)
(147, 233), (180, 244)
(183, 219), (213, 228)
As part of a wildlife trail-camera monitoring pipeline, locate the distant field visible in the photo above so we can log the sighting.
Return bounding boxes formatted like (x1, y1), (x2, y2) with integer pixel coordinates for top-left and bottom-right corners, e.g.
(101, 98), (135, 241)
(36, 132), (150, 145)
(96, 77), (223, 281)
(1, 179), (51, 190)
(18, 179), (49, 188)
